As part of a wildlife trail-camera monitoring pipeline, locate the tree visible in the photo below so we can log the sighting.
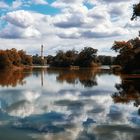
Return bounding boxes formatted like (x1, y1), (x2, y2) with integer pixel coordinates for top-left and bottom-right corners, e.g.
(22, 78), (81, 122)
(50, 50), (78, 67)
(0, 51), (12, 69)
(98, 55), (115, 65)
(18, 50), (32, 65)
(111, 1), (140, 73)
(131, 2), (140, 20)
(47, 55), (54, 65)
(0, 49), (32, 69)
(75, 47), (98, 67)
(112, 38), (140, 73)
(6, 48), (21, 66)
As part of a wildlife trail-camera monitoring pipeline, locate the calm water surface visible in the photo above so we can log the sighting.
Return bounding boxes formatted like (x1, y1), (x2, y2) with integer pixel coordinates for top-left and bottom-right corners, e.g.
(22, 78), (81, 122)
(0, 68), (140, 140)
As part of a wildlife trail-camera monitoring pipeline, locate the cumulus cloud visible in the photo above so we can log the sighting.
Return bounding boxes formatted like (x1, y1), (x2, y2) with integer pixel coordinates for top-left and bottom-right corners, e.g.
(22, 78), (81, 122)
(0, 0), (139, 55)
(51, 0), (83, 8)
(12, 0), (23, 9)
(101, 0), (131, 3)
(0, 1), (9, 9)
(54, 14), (85, 28)
(32, 0), (48, 5)
(3, 10), (34, 28)
(81, 27), (128, 38)
(0, 23), (41, 39)
(56, 28), (81, 39)
(125, 21), (140, 29)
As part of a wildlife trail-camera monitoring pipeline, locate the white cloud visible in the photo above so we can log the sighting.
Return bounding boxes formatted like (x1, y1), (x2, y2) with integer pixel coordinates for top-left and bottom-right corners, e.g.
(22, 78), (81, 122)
(12, 0), (23, 9)
(0, 23), (40, 39)
(0, 0), (139, 55)
(3, 10), (34, 28)
(0, 1), (9, 9)
(32, 0), (48, 5)
(51, 0), (83, 8)
(56, 28), (81, 39)
(81, 27), (128, 38)
(101, 0), (131, 3)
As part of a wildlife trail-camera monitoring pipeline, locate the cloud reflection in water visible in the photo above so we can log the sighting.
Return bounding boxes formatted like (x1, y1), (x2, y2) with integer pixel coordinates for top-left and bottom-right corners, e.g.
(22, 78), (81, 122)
(0, 68), (139, 140)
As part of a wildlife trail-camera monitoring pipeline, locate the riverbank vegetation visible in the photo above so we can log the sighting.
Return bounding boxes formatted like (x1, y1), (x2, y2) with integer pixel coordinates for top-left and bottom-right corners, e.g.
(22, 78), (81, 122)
(0, 47), (116, 70)
(0, 48), (32, 69)
(111, 2), (140, 74)
(47, 47), (99, 67)
(47, 47), (115, 68)
(112, 38), (140, 74)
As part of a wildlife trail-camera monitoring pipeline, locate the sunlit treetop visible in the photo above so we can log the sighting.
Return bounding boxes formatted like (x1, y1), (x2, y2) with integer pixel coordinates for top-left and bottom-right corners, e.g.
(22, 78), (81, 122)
(111, 41), (133, 53)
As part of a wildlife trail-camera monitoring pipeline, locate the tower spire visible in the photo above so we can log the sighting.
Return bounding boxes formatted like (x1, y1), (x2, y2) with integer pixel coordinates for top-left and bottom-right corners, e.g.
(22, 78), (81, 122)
(41, 45), (44, 60)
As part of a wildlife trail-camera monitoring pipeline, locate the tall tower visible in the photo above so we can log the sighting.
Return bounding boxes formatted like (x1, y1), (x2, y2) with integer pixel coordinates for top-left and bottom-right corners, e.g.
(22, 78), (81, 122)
(41, 45), (44, 59)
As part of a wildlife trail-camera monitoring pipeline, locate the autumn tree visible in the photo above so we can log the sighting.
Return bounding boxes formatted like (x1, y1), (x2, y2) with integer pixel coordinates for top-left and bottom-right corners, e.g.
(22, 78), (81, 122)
(18, 50), (32, 65)
(6, 48), (21, 66)
(0, 48), (32, 69)
(0, 51), (12, 69)
(112, 38), (140, 73)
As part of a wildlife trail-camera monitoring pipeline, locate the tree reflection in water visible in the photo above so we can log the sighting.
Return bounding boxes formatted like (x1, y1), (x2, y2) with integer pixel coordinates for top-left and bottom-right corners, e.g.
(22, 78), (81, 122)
(0, 69), (32, 87)
(47, 68), (102, 87)
(112, 76), (140, 112)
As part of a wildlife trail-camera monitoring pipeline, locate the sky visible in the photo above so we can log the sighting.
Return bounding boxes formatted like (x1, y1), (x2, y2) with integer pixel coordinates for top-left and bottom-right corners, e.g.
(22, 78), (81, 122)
(0, 0), (140, 56)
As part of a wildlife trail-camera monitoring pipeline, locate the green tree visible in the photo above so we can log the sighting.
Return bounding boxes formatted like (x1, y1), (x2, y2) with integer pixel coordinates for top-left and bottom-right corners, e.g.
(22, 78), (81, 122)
(98, 55), (115, 65)
(75, 47), (98, 67)
(131, 2), (140, 20)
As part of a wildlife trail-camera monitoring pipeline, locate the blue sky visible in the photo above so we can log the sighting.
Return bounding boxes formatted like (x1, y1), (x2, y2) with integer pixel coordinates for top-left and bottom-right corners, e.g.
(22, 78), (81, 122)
(0, 0), (139, 55)
(1, 0), (60, 15)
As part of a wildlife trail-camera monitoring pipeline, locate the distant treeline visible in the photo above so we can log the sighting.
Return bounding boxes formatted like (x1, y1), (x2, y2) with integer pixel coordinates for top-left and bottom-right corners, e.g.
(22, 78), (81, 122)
(0, 47), (116, 69)
(47, 47), (115, 68)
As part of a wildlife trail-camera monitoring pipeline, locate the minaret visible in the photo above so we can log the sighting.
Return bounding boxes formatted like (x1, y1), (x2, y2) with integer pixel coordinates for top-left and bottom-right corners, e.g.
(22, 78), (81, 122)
(41, 45), (44, 60)
(41, 45), (44, 86)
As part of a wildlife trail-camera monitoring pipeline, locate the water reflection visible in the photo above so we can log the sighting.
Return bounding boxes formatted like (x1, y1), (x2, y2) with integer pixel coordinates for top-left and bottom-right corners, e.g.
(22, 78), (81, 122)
(0, 68), (111, 88)
(112, 77), (140, 107)
(0, 69), (32, 87)
(0, 68), (140, 140)
(57, 69), (98, 87)
(47, 68), (103, 87)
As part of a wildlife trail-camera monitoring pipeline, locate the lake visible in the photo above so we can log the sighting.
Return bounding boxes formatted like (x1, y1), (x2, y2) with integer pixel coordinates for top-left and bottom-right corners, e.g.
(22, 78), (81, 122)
(0, 68), (140, 140)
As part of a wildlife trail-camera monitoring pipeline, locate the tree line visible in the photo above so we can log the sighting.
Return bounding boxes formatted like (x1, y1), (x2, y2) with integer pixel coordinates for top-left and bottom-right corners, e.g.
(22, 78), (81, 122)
(47, 47), (115, 68)
(0, 47), (116, 69)
(47, 47), (98, 67)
